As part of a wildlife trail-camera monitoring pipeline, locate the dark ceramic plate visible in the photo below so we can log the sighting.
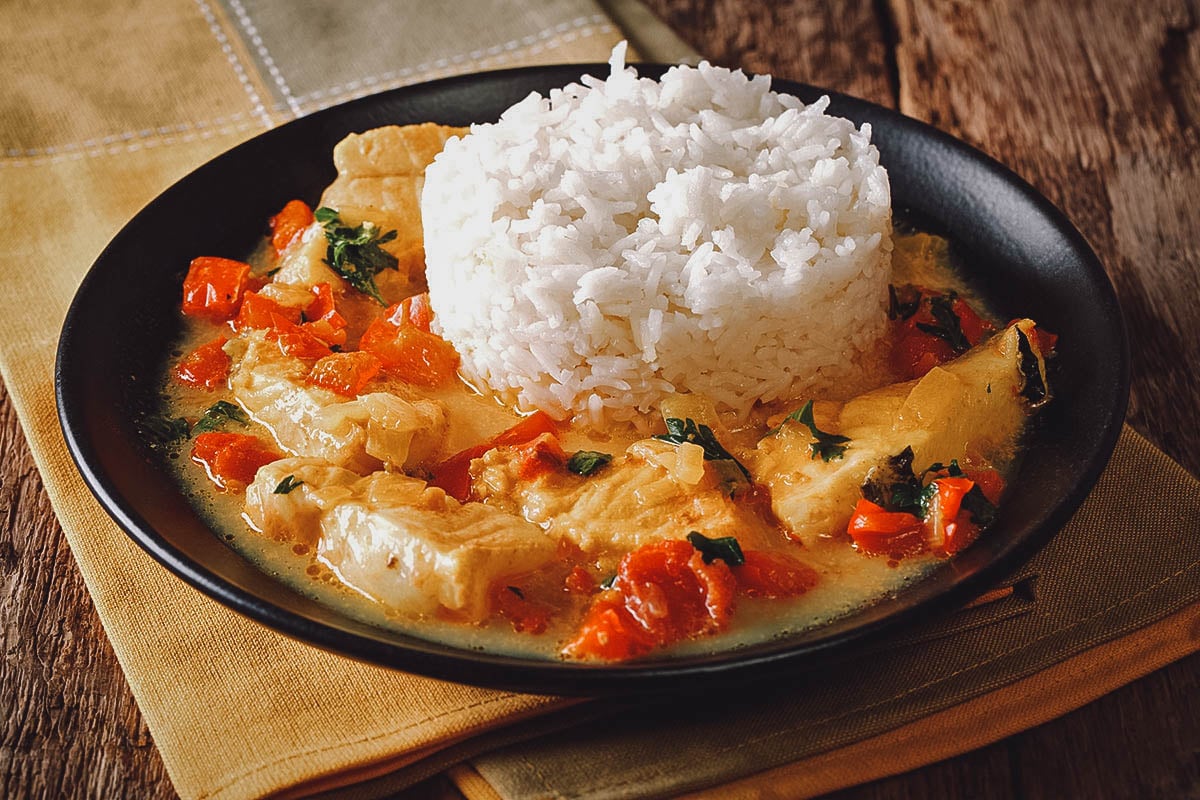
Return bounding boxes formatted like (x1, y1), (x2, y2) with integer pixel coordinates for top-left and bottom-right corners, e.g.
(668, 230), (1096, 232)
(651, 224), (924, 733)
(56, 64), (1128, 695)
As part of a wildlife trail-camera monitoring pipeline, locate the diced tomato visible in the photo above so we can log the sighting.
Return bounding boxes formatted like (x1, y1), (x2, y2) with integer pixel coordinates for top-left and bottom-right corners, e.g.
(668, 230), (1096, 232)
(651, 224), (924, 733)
(734, 550), (819, 598)
(429, 411), (560, 501)
(491, 583), (553, 634)
(952, 297), (995, 345)
(173, 337), (230, 390)
(968, 468), (1005, 504)
(191, 432), (279, 490)
(181, 257), (251, 321)
(942, 518), (981, 555)
(305, 283), (339, 323)
(562, 595), (656, 660)
(359, 318), (459, 386)
(847, 498), (927, 556)
(269, 199), (314, 254)
(234, 291), (302, 331)
(305, 317), (348, 348)
(391, 293), (435, 332)
(891, 326), (956, 380)
(1032, 326), (1058, 355)
(889, 290), (996, 380)
(513, 432), (566, 480)
(563, 539), (737, 660)
(564, 566), (596, 595)
(925, 476), (976, 552)
(266, 312), (333, 360)
(306, 351), (383, 397)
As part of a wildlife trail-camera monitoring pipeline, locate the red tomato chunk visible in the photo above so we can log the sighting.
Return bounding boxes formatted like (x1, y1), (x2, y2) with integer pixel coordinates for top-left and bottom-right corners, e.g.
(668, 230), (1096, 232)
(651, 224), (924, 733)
(429, 411), (559, 501)
(181, 257), (251, 322)
(563, 539), (737, 660)
(173, 337), (230, 390)
(191, 432), (279, 490)
(306, 351), (383, 397)
(269, 199), (314, 255)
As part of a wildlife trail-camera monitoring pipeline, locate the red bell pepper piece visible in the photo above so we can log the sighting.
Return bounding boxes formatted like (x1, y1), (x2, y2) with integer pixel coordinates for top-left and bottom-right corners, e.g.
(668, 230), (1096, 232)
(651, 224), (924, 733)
(191, 432), (279, 490)
(429, 411), (559, 501)
(269, 199), (314, 255)
(173, 337), (230, 390)
(306, 351), (383, 397)
(181, 257), (251, 322)
(846, 498), (927, 555)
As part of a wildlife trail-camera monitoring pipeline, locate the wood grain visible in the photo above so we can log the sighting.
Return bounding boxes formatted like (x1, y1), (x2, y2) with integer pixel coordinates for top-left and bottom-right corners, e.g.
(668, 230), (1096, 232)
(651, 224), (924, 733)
(0, 381), (173, 799)
(642, 0), (1200, 797)
(2, 1), (1198, 798)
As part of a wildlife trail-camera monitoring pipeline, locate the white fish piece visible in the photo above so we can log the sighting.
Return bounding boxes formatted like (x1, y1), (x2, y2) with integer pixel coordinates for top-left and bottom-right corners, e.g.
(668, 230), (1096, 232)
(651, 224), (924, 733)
(226, 331), (446, 473)
(753, 321), (1046, 546)
(245, 459), (558, 620)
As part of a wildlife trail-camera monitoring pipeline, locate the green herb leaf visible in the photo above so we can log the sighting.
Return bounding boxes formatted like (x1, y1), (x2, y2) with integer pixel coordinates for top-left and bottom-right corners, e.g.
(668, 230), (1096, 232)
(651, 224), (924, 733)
(191, 400), (249, 435)
(772, 400), (850, 461)
(888, 284), (921, 321)
(1014, 327), (1050, 407)
(655, 417), (752, 495)
(599, 574), (618, 590)
(960, 484), (998, 527)
(273, 475), (304, 494)
(923, 459), (964, 479)
(655, 418), (751, 480)
(686, 531), (746, 566)
(143, 415), (190, 445)
(505, 585), (525, 599)
(915, 293), (972, 354)
(862, 446), (932, 517)
(567, 450), (612, 476)
(314, 206), (399, 305)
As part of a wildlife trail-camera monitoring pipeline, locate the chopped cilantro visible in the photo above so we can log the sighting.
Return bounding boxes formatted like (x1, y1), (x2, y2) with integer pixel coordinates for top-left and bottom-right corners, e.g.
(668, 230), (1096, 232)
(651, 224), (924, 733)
(771, 400), (850, 461)
(686, 531), (746, 566)
(961, 484), (998, 527)
(191, 400), (249, 434)
(862, 446), (932, 517)
(567, 450), (612, 476)
(915, 293), (972, 354)
(599, 574), (618, 590)
(888, 284), (921, 320)
(143, 415), (190, 445)
(273, 475), (304, 494)
(655, 417), (752, 494)
(923, 459), (964, 479)
(314, 206), (399, 305)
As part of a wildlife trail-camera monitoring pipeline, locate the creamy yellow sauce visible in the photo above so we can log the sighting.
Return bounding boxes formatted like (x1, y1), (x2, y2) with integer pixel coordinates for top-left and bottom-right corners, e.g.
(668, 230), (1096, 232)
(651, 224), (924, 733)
(159, 229), (1021, 662)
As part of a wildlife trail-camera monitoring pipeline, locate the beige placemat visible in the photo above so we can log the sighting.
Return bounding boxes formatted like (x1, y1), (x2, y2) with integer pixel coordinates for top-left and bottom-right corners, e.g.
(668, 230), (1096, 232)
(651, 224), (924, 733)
(3, 2), (1197, 799)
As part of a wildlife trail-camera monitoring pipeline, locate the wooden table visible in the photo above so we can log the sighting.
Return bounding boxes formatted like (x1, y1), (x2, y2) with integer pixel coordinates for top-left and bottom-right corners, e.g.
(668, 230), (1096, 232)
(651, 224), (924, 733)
(3, 1), (1197, 797)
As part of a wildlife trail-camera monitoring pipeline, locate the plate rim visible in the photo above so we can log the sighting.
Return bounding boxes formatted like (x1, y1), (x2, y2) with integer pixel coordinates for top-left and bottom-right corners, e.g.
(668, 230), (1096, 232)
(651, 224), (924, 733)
(55, 61), (1130, 695)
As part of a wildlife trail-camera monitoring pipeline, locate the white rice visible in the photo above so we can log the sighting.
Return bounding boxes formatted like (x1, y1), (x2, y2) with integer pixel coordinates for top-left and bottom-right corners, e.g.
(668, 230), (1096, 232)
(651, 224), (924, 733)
(422, 43), (892, 425)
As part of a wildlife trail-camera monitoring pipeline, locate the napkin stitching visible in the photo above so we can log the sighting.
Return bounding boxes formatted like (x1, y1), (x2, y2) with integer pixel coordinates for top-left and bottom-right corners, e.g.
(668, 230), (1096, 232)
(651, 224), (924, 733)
(225, 0), (303, 117)
(0, 15), (620, 169)
(0, 122), (263, 169)
(201, 692), (525, 798)
(193, 0), (274, 129)
(290, 16), (613, 106)
(577, 556), (1200, 797)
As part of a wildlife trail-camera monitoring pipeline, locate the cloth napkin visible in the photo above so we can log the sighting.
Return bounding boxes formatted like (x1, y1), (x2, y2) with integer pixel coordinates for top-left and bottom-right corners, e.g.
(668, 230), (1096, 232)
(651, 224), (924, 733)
(2, 2), (1197, 799)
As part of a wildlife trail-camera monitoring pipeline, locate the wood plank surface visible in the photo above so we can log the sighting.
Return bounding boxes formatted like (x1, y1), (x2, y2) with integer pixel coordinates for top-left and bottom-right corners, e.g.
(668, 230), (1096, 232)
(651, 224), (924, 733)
(2, 1), (1197, 798)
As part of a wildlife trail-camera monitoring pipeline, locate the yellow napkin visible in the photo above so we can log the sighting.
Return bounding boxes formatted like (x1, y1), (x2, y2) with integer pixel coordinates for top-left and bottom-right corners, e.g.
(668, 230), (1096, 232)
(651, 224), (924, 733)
(3, 2), (1198, 799)
(1, 1), (620, 797)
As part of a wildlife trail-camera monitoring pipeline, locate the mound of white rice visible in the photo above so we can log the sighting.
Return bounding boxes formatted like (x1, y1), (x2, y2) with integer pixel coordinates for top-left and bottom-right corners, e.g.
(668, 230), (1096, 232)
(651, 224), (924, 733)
(422, 43), (892, 425)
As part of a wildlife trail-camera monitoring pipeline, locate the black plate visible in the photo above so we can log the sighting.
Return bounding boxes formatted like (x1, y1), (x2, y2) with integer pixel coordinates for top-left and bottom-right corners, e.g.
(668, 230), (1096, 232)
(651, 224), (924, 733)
(56, 64), (1128, 695)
